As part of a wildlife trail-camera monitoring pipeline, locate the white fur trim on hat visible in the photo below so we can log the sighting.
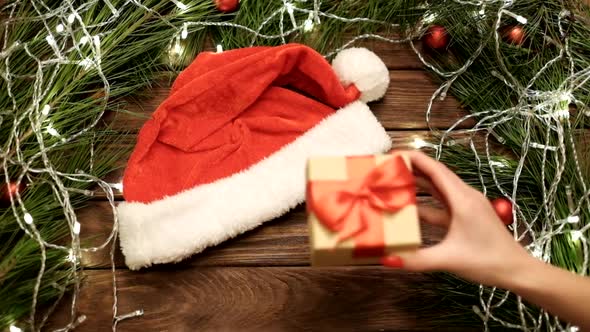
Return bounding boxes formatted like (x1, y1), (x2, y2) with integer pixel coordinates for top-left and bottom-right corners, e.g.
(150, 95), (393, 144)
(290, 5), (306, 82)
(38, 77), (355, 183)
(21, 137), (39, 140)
(331, 47), (390, 103)
(117, 100), (392, 270)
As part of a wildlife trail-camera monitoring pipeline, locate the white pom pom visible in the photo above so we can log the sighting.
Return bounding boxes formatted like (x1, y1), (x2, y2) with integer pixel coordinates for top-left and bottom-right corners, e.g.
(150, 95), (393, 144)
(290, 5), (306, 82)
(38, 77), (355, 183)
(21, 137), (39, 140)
(331, 47), (389, 103)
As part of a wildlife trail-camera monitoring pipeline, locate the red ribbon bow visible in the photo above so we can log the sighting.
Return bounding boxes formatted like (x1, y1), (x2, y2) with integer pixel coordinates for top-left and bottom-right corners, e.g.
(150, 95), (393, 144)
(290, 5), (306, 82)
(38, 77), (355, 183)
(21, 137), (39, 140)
(307, 155), (416, 256)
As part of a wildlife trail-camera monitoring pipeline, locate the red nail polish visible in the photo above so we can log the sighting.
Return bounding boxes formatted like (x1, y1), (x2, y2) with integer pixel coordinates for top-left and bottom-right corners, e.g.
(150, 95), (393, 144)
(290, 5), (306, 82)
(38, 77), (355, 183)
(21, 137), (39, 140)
(381, 256), (404, 268)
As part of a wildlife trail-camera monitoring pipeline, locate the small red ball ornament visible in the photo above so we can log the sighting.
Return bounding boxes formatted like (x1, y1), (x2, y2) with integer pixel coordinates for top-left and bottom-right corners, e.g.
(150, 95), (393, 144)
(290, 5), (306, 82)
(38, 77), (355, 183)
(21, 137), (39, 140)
(503, 25), (525, 46)
(423, 25), (450, 50)
(215, 0), (239, 13)
(0, 181), (26, 206)
(491, 197), (513, 225)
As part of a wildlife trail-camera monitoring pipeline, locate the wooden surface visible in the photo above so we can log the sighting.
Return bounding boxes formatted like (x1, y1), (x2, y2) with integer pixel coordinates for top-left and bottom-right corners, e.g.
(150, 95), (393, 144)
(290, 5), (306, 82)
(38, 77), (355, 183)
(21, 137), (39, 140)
(50, 39), (483, 331)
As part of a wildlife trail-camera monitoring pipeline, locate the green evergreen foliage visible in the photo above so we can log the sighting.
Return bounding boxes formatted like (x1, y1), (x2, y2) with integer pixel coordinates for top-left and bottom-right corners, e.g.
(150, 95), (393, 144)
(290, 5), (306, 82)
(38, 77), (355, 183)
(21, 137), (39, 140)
(1, 0), (588, 330)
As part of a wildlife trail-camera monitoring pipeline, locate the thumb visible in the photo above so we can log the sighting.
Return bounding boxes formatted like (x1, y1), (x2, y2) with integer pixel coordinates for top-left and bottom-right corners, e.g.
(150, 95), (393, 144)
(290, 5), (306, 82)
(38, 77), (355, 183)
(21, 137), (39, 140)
(381, 246), (445, 272)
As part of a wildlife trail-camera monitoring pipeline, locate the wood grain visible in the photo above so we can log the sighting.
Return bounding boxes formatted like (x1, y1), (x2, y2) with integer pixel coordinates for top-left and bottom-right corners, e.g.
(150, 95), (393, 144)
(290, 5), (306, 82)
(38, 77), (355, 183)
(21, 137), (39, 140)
(79, 197), (446, 269)
(47, 267), (478, 332)
(51, 31), (482, 331)
(353, 38), (425, 70)
(103, 70), (471, 133)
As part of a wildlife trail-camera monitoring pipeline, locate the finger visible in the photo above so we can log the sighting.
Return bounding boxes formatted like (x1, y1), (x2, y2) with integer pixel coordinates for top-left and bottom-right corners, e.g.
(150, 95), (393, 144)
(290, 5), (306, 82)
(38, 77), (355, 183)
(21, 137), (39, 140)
(381, 245), (446, 272)
(406, 150), (467, 204)
(415, 176), (443, 201)
(418, 205), (450, 227)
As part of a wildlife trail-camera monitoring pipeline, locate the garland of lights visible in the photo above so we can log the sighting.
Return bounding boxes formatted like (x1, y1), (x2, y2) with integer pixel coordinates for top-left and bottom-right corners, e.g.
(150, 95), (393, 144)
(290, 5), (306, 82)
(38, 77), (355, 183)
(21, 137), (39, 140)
(1, 0), (588, 331)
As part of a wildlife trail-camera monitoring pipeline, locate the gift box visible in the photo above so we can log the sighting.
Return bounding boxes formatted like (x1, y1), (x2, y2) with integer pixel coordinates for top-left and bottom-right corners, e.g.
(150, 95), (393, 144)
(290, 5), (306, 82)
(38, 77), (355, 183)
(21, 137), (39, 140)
(306, 153), (421, 266)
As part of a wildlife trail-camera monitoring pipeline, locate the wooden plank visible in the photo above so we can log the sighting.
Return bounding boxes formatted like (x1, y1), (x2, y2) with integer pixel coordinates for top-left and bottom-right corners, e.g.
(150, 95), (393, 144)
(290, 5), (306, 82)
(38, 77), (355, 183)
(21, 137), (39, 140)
(92, 129), (487, 199)
(103, 70), (471, 133)
(47, 267), (478, 332)
(79, 197), (446, 269)
(353, 37), (425, 70)
(199, 33), (424, 70)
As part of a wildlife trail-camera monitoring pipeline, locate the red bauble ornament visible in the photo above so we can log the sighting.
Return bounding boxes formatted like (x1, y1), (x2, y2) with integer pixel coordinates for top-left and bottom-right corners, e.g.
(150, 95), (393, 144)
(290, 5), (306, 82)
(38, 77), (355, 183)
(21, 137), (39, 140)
(215, 0), (239, 13)
(0, 181), (26, 206)
(503, 25), (525, 46)
(423, 25), (450, 50)
(491, 197), (513, 225)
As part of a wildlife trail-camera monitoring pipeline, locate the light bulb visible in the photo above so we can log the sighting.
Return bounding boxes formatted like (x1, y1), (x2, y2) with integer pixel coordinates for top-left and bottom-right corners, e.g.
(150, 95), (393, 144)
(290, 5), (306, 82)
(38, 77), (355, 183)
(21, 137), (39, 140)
(46, 35), (56, 45)
(412, 138), (428, 149)
(41, 104), (51, 116)
(24, 213), (33, 224)
(571, 230), (583, 242)
(112, 182), (123, 191)
(285, 2), (294, 15)
(66, 248), (77, 263)
(422, 12), (437, 24)
(73, 222), (81, 235)
(10, 325), (22, 332)
(516, 15), (527, 24)
(79, 58), (93, 70)
(46, 124), (60, 137)
(489, 160), (507, 168)
(171, 0), (187, 10)
(56, 24), (64, 33)
(303, 19), (314, 32)
(68, 13), (76, 24)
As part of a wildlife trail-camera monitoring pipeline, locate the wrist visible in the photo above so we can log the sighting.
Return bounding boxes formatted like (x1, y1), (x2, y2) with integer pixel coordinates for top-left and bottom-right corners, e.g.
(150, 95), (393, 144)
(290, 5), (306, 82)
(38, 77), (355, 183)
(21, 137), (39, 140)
(500, 253), (547, 293)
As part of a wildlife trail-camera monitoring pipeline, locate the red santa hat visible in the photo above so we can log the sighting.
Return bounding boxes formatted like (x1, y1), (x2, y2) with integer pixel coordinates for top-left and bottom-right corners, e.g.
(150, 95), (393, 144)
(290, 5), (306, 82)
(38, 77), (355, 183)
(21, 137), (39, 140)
(117, 44), (392, 270)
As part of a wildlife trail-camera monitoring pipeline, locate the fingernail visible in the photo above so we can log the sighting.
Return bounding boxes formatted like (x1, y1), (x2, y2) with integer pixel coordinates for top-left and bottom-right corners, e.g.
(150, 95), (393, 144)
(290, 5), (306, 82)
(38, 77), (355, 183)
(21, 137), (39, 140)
(381, 255), (404, 268)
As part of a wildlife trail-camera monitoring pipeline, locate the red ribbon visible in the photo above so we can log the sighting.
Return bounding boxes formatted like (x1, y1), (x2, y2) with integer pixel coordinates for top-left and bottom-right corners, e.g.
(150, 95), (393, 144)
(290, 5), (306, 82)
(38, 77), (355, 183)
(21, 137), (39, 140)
(307, 155), (416, 257)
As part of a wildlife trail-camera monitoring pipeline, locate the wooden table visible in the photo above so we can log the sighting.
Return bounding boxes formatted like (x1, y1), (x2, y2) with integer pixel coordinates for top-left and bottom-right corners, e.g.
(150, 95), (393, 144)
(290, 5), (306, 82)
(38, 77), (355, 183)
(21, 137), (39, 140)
(50, 40), (481, 331)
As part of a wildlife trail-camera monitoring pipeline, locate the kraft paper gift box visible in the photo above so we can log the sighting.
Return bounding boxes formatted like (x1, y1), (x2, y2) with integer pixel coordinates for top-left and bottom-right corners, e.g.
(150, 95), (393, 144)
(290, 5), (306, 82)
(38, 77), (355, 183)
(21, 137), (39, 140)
(306, 153), (421, 266)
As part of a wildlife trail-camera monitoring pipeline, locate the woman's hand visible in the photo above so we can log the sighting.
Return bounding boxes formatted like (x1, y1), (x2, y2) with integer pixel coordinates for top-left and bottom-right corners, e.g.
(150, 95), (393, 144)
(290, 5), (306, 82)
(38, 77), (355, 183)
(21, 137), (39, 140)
(383, 151), (590, 330)
(382, 150), (533, 289)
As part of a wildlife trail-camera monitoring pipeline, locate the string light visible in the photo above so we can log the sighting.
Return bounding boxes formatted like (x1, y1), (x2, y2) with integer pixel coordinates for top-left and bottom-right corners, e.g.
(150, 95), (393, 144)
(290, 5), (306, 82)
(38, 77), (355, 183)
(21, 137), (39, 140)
(285, 2), (295, 15)
(73, 222), (81, 235)
(66, 248), (77, 263)
(571, 231), (583, 242)
(9, 325), (22, 332)
(24, 213), (33, 225)
(412, 137), (438, 150)
(41, 104), (51, 116)
(2, 0), (586, 331)
(170, 0), (187, 11)
(303, 17), (315, 32)
(46, 123), (61, 138)
(419, 2), (590, 330)
(111, 182), (123, 191)
(79, 58), (94, 70)
(567, 216), (580, 223)
(56, 24), (64, 33)
(489, 160), (507, 168)
(501, 8), (528, 24)
(45, 35), (56, 46)
(422, 12), (438, 24)
(529, 142), (558, 151)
